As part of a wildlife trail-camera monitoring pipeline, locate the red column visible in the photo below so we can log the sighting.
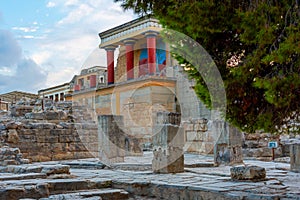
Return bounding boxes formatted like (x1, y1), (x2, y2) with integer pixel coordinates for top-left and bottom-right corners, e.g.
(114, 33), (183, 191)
(105, 47), (116, 85)
(146, 32), (158, 75)
(125, 40), (135, 80)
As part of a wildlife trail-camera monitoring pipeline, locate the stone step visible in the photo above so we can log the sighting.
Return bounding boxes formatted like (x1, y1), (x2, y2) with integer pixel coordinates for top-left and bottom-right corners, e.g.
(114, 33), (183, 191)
(40, 188), (129, 200)
(0, 172), (47, 181)
(0, 177), (113, 200)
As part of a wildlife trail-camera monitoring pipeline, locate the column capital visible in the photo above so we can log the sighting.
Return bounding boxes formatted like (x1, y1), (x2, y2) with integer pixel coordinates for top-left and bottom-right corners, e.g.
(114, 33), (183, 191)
(143, 30), (159, 38)
(122, 38), (137, 45)
(103, 45), (117, 51)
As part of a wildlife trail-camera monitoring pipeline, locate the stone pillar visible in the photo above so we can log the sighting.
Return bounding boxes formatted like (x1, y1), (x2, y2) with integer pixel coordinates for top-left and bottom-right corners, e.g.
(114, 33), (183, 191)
(145, 31), (158, 75)
(213, 121), (243, 166)
(105, 46), (116, 85)
(290, 143), (300, 173)
(152, 112), (184, 173)
(124, 39), (135, 80)
(98, 115), (125, 163)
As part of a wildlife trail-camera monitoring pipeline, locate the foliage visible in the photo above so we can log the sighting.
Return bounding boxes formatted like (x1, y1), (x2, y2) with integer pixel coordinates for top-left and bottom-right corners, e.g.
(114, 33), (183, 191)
(115, 0), (300, 133)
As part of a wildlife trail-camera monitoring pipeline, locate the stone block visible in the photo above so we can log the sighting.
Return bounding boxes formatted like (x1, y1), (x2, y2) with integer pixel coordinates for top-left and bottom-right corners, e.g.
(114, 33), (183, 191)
(52, 152), (74, 161)
(214, 122), (243, 166)
(290, 143), (300, 173)
(98, 115), (126, 163)
(41, 164), (70, 175)
(7, 129), (19, 143)
(152, 119), (184, 173)
(186, 131), (205, 142)
(59, 135), (75, 143)
(230, 165), (266, 181)
(214, 143), (243, 166)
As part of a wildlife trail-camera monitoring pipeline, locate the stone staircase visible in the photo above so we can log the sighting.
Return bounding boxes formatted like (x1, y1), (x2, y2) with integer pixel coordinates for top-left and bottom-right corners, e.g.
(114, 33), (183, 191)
(0, 164), (131, 200)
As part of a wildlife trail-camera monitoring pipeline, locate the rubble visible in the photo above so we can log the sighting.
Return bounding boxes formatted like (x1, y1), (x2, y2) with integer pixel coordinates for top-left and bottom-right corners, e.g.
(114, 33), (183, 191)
(230, 165), (266, 181)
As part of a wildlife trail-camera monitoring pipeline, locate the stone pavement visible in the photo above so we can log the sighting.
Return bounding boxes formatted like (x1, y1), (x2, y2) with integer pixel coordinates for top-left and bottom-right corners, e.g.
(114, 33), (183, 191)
(0, 152), (299, 199)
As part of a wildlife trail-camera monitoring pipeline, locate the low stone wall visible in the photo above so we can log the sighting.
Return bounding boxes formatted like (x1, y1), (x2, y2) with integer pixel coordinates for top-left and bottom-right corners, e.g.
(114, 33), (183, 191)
(1, 121), (98, 162)
(242, 132), (281, 161)
(182, 118), (214, 154)
(0, 105), (98, 163)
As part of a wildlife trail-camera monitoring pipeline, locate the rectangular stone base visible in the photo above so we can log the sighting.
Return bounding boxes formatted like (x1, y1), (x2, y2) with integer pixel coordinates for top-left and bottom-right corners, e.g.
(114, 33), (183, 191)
(290, 143), (300, 173)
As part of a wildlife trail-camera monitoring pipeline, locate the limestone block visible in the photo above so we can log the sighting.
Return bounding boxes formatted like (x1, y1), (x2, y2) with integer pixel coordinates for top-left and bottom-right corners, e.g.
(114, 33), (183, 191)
(7, 129), (19, 143)
(290, 143), (300, 173)
(2, 160), (18, 165)
(52, 152), (74, 161)
(230, 165), (266, 181)
(59, 135), (75, 143)
(41, 164), (70, 175)
(214, 143), (243, 166)
(152, 122), (184, 173)
(25, 112), (44, 120)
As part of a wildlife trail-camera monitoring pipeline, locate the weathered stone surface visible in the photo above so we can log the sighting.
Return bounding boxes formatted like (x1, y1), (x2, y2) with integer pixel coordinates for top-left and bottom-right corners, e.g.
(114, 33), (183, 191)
(41, 164), (70, 175)
(98, 115), (125, 164)
(214, 122), (243, 166)
(230, 165), (266, 181)
(7, 129), (19, 143)
(290, 143), (300, 173)
(152, 112), (184, 174)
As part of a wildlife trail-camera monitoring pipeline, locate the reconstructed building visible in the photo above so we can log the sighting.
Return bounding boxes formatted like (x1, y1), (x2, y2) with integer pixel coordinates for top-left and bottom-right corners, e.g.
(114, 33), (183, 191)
(38, 82), (72, 102)
(70, 16), (212, 152)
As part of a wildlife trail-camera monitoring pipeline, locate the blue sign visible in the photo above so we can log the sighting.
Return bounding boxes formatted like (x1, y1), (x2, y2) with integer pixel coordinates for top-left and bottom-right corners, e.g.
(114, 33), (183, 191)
(268, 141), (278, 148)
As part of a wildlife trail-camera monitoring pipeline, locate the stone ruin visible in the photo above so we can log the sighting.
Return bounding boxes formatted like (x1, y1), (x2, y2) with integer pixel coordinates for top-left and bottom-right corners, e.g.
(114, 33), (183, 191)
(0, 98), (98, 164)
(0, 96), (300, 175)
(152, 112), (184, 173)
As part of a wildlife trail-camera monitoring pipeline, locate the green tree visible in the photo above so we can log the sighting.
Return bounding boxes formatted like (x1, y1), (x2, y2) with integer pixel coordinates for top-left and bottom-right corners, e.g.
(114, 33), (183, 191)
(115, 0), (300, 134)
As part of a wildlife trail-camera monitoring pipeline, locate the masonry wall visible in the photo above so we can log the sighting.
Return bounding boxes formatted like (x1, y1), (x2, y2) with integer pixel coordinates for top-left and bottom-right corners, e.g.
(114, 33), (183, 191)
(1, 108), (98, 162)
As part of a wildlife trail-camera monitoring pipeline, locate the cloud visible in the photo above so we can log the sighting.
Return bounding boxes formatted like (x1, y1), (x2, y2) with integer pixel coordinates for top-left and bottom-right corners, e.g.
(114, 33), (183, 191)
(0, 29), (47, 93)
(0, 29), (22, 66)
(0, 58), (48, 93)
(12, 26), (38, 33)
(46, 1), (56, 8)
(9, 0), (136, 91)
(58, 3), (93, 25)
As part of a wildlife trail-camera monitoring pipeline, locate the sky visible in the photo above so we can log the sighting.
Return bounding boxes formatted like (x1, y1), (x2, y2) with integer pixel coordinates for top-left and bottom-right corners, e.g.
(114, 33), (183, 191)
(0, 0), (135, 94)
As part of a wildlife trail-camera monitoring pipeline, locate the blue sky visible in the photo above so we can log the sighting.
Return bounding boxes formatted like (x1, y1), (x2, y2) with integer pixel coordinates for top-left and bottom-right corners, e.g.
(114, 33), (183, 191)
(0, 0), (134, 93)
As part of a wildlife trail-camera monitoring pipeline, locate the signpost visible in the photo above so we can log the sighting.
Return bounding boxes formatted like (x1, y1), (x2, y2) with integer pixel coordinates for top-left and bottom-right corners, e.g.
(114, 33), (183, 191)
(268, 141), (278, 161)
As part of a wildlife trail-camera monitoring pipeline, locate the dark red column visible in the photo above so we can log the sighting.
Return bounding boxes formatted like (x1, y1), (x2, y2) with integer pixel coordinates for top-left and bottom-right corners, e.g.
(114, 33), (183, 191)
(146, 32), (157, 75)
(105, 47), (116, 85)
(125, 40), (135, 80)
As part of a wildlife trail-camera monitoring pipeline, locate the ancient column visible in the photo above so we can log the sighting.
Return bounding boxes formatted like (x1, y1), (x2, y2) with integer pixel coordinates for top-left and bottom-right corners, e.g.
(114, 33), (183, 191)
(105, 46), (116, 85)
(145, 31), (158, 75)
(124, 39), (136, 80)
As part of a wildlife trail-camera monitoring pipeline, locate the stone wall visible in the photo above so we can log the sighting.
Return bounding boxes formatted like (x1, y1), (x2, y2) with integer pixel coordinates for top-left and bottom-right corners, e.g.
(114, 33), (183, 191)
(182, 118), (215, 154)
(0, 103), (98, 163)
(242, 132), (281, 161)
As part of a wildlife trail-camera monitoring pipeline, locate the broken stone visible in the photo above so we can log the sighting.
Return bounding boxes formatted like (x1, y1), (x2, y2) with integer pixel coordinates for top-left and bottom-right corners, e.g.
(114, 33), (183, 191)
(41, 164), (70, 175)
(230, 165), (266, 181)
(7, 129), (19, 143)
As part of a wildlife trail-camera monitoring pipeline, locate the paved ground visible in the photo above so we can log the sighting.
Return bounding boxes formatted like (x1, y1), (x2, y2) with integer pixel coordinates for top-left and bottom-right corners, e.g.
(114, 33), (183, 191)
(0, 152), (300, 199)
(65, 152), (300, 199)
